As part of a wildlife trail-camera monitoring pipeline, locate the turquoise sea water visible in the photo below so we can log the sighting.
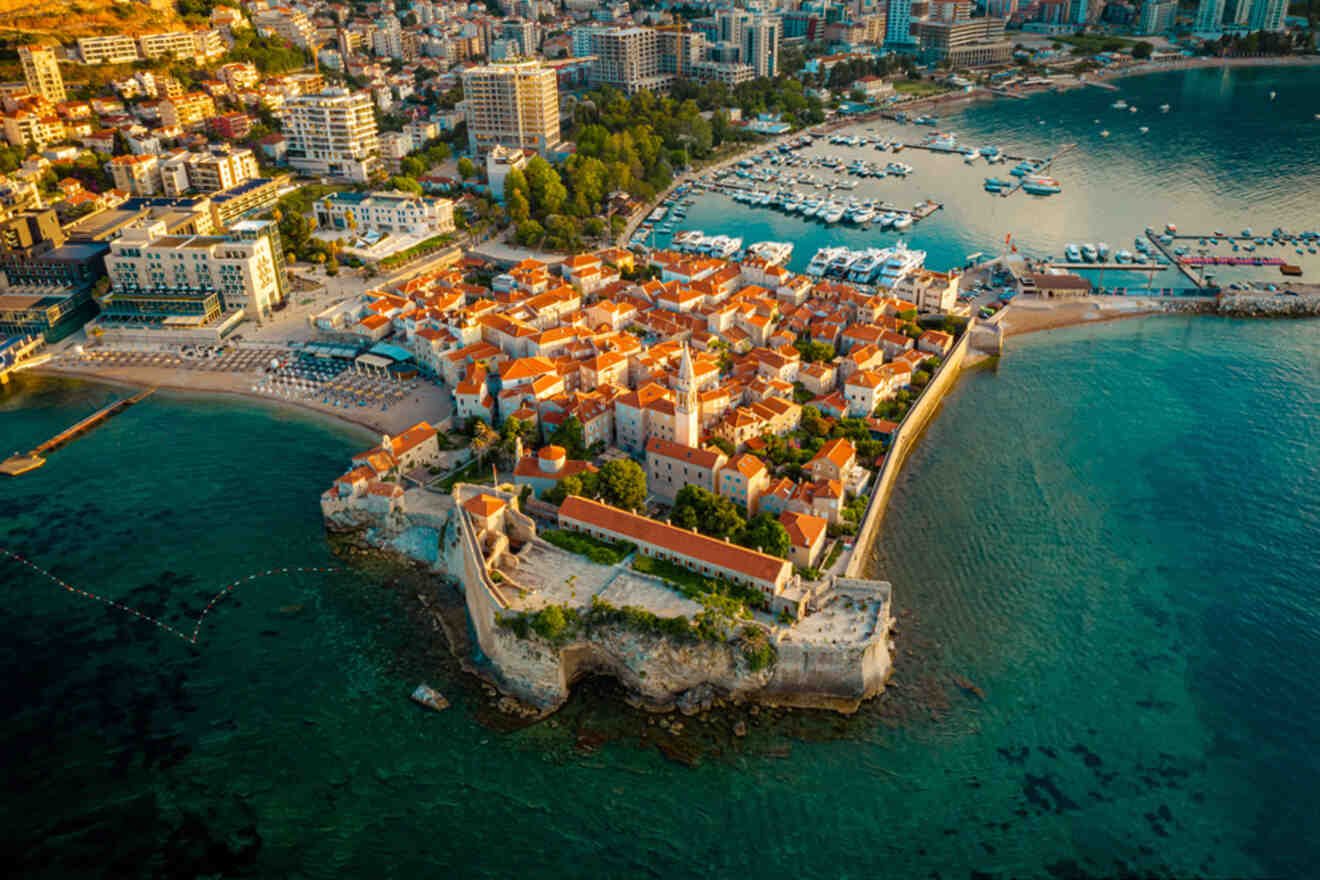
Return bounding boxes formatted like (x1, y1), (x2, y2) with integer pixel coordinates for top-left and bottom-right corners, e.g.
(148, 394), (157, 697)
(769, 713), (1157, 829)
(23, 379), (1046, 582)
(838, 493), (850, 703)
(4, 320), (1320, 878)
(656, 65), (1320, 288)
(3, 66), (1320, 879)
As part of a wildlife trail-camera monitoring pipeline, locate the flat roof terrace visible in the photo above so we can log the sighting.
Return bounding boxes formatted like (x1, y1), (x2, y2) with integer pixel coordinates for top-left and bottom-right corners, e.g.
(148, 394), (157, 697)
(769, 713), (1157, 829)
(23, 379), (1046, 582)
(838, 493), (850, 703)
(502, 540), (702, 620)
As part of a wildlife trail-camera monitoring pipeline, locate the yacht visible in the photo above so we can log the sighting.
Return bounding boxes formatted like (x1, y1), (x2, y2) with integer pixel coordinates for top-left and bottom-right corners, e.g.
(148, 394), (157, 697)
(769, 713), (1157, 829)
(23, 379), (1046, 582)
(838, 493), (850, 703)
(847, 248), (891, 283)
(823, 204), (846, 224)
(878, 211), (899, 229)
(806, 247), (844, 277)
(851, 206), (876, 224)
(746, 241), (793, 265)
(827, 249), (860, 277)
(891, 214), (913, 231)
(1065, 243), (1083, 262)
(707, 235), (742, 258)
(875, 240), (927, 288)
(1081, 243), (1099, 262)
(672, 229), (704, 249)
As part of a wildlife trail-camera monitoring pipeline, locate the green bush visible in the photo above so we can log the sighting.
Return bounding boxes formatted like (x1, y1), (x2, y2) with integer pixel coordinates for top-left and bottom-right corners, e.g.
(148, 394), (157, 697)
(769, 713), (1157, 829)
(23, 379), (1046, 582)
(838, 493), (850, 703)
(541, 529), (635, 565)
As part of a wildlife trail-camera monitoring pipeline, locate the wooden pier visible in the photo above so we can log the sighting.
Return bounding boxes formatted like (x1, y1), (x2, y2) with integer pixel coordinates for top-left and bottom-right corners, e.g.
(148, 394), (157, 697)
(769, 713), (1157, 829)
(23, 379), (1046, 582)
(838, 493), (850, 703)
(1, 388), (154, 476)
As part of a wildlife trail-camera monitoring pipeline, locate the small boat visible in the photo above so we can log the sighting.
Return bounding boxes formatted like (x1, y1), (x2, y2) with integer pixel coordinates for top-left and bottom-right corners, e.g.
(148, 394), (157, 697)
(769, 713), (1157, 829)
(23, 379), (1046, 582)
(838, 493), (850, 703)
(1065, 243), (1082, 262)
(1160, 103), (1171, 112)
(1100, 130), (1110, 137)
(1270, 91), (1276, 101)
(1281, 264), (1302, 276)
(1166, 223), (1177, 234)
(411, 684), (449, 712)
(1112, 99), (1128, 109)
(1139, 126), (1149, 133)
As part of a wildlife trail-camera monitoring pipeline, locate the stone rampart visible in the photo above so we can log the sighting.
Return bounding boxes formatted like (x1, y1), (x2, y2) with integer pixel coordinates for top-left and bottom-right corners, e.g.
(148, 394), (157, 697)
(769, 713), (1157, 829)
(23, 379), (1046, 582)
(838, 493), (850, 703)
(845, 322), (973, 577)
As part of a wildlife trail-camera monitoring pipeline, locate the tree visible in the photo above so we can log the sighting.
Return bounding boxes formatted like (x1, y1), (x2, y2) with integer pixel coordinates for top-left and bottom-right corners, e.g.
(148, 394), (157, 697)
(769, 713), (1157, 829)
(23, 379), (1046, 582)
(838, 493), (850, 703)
(801, 406), (830, 438)
(736, 513), (791, 559)
(1132, 41), (1153, 60)
(525, 156), (567, 216)
(457, 157), (476, 180)
(389, 175), (423, 196)
(597, 459), (647, 511)
(508, 188), (531, 224)
(549, 415), (588, 459)
(671, 486), (745, 541)
(400, 155), (427, 178)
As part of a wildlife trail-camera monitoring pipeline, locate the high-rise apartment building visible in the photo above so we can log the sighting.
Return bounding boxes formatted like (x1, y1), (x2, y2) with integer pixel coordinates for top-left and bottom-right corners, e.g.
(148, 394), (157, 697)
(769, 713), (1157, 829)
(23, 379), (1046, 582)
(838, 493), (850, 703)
(584, 27), (671, 94)
(280, 89), (381, 182)
(714, 8), (781, 78)
(1194, 0), (1226, 32)
(741, 13), (780, 78)
(19, 46), (66, 104)
(1138, 0), (1177, 33)
(461, 60), (562, 155)
(1247, 0), (1288, 31)
(885, 0), (916, 45)
(1068, 0), (1089, 25)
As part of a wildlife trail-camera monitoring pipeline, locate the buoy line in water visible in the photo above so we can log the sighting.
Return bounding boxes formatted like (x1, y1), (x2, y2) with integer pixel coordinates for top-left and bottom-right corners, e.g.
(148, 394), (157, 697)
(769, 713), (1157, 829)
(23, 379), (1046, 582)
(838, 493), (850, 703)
(0, 547), (339, 645)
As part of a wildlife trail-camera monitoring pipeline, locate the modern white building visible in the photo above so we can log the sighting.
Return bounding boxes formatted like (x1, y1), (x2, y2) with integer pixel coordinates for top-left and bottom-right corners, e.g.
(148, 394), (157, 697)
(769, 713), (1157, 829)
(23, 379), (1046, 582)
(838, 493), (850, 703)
(314, 190), (456, 236)
(280, 89), (382, 182)
(78, 34), (142, 65)
(101, 219), (286, 327)
(158, 146), (260, 197)
(19, 46), (66, 104)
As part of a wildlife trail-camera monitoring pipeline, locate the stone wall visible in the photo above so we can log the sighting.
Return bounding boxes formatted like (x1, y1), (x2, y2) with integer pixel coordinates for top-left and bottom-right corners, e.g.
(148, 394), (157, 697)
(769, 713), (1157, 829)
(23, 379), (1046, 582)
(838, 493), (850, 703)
(845, 321), (974, 578)
(1218, 292), (1320, 317)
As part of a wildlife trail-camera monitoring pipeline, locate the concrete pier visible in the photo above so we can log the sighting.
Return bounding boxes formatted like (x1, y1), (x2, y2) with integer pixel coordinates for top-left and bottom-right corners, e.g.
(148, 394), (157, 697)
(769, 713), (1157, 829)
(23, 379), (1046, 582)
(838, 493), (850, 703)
(2, 388), (154, 476)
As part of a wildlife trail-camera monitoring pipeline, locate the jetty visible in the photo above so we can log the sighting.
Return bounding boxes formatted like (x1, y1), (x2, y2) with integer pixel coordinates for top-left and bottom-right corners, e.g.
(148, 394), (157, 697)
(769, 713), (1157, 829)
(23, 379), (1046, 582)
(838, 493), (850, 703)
(1002, 143), (1077, 197)
(1, 388), (155, 476)
(1143, 230), (1208, 289)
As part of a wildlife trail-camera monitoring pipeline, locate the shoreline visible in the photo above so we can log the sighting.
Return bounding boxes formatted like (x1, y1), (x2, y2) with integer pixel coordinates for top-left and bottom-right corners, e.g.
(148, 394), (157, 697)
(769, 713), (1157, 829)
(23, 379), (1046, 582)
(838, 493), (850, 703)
(1102, 54), (1320, 84)
(24, 365), (400, 444)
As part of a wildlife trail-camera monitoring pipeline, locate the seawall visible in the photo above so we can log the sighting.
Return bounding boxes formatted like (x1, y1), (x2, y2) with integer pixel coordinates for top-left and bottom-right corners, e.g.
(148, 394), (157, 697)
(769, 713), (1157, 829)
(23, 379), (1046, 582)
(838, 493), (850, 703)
(845, 321), (975, 578)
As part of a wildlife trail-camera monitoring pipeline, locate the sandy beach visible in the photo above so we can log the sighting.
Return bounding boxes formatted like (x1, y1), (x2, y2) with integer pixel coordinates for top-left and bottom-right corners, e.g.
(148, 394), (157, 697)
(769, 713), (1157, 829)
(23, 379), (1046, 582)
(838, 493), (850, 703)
(30, 362), (454, 441)
(997, 295), (1211, 337)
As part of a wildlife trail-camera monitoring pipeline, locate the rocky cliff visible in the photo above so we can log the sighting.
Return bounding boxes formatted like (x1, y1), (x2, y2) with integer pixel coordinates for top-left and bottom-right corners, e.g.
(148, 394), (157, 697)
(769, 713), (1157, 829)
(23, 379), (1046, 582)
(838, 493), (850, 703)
(323, 485), (894, 716)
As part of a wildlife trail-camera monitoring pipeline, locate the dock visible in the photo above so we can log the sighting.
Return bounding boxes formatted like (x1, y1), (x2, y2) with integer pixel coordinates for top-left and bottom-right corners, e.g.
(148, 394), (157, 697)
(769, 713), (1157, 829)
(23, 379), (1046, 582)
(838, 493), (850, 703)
(1, 388), (155, 476)
(1002, 143), (1077, 197)
(1143, 230), (1208, 289)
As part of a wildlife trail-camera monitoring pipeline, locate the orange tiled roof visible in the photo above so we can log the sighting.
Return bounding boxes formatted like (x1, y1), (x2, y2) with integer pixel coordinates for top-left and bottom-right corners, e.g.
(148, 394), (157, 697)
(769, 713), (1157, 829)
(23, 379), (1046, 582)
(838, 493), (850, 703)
(559, 496), (789, 585)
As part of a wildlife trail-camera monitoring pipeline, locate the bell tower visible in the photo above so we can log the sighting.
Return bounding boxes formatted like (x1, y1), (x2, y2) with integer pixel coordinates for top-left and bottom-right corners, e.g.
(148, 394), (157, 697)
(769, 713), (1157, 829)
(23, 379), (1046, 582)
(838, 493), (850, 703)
(675, 344), (699, 448)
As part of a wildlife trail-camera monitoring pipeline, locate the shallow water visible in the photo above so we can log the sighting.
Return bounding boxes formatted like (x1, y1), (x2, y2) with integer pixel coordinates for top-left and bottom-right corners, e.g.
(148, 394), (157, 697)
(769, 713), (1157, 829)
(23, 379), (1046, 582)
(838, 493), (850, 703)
(656, 64), (1320, 288)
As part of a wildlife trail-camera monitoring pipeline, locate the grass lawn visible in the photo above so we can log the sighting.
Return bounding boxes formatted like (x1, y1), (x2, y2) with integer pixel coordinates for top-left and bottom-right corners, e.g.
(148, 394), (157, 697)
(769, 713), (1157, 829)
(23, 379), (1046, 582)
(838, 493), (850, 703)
(542, 529), (635, 565)
(435, 459), (484, 492)
(894, 80), (948, 97)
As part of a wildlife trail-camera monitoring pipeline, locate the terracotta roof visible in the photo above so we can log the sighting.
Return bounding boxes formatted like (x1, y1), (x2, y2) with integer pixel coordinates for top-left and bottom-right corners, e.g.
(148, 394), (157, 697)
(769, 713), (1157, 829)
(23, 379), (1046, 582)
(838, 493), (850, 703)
(387, 422), (437, 456)
(558, 496), (790, 585)
(779, 510), (827, 549)
(810, 437), (855, 470)
(463, 493), (506, 518)
(646, 436), (725, 471)
(539, 445), (566, 460)
(724, 453), (766, 480)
